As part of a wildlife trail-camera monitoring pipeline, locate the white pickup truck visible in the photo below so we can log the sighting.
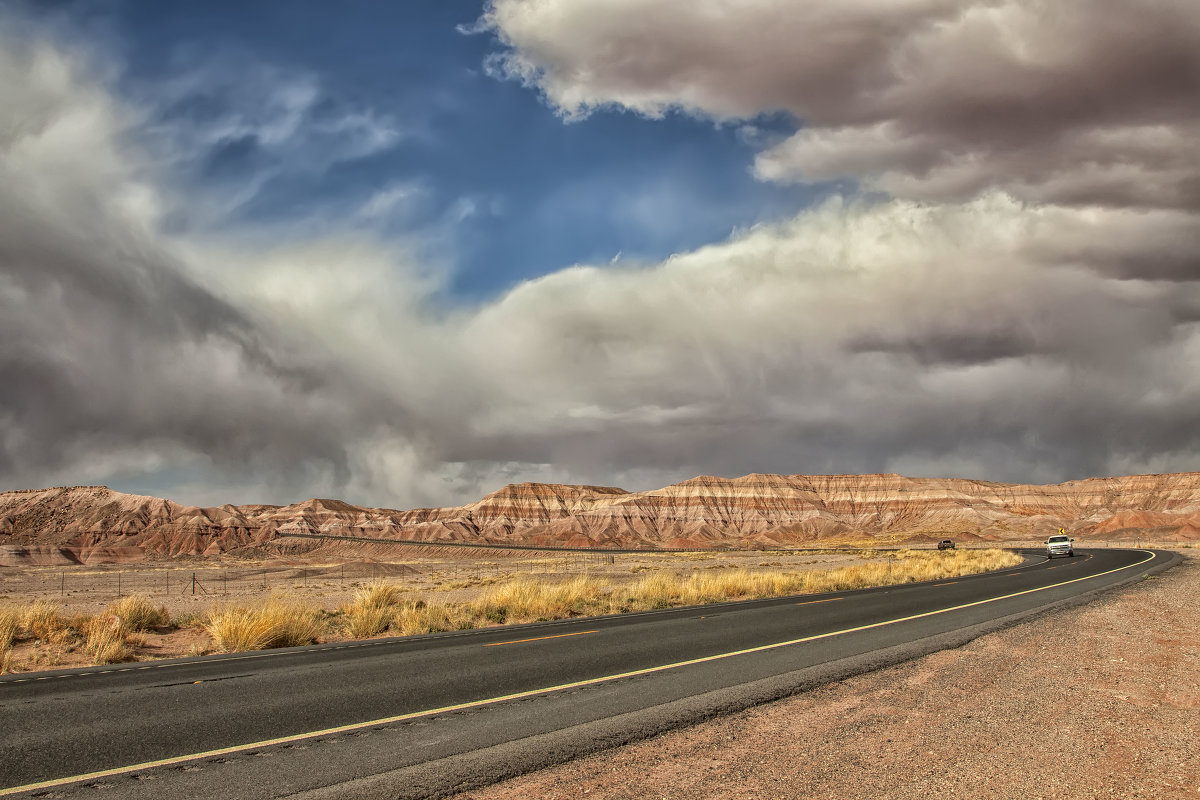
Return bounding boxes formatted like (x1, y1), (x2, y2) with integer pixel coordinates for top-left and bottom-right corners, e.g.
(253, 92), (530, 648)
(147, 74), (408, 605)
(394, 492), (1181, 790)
(1046, 534), (1074, 558)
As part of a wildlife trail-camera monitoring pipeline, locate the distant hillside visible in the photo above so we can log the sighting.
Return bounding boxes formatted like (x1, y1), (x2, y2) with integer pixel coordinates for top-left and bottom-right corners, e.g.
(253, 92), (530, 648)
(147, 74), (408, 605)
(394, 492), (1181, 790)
(2, 473), (1199, 564)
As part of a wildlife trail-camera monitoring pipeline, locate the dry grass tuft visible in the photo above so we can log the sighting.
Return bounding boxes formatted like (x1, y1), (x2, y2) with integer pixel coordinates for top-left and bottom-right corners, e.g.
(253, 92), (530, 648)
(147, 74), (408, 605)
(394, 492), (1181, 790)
(474, 577), (602, 623)
(394, 601), (477, 635)
(205, 598), (324, 652)
(339, 580), (407, 638)
(353, 580), (406, 609)
(343, 604), (393, 638)
(82, 615), (134, 664)
(0, 606), (18, 651)
(104, 595), (168, 632)
(0, 605), (16, 674)
(22, 601), (68, 642)
(619, 569), (803, 608)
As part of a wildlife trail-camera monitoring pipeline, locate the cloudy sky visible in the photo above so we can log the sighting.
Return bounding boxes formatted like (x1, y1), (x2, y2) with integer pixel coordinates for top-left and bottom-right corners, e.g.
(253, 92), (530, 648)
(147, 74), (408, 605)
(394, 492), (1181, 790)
(2, 0), (1199, 508)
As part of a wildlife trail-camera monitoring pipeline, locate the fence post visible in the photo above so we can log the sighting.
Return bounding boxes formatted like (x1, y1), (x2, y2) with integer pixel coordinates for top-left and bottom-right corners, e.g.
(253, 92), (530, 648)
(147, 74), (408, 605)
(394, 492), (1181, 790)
(61, 571), (64, 599)
(166, 571), (169, 597)
(191, 572), (197, 596)
(117, 571), (122, 598)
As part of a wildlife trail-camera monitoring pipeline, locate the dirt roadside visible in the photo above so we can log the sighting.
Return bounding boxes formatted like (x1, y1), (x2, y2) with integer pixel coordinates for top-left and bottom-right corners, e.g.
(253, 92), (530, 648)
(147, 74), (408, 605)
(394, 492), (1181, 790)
(453, 552), (1200, 800)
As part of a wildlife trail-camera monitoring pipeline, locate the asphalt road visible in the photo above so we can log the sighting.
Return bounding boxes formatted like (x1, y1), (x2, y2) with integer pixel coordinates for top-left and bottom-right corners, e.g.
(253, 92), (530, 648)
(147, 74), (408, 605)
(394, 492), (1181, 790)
(0, 547), (1177, 799)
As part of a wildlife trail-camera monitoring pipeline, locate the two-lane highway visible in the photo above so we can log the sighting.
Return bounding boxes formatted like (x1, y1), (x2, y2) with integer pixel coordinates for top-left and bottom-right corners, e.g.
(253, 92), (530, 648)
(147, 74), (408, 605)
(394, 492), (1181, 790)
(0, 548), (1177, 799)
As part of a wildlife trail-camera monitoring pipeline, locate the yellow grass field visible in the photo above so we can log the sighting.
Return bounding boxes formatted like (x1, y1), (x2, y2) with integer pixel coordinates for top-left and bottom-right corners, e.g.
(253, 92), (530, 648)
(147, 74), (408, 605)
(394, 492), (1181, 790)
(0, 548), (1020, 671)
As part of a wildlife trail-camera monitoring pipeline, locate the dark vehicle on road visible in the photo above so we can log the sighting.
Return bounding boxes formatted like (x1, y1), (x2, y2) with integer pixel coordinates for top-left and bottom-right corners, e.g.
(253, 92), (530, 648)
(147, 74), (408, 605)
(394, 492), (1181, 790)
(937, 539), (955, 550)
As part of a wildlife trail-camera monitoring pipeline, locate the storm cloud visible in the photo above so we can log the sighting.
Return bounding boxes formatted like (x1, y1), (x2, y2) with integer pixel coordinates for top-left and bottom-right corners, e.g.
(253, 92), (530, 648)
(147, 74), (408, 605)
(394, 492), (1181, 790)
(3, 3), (1200, 507)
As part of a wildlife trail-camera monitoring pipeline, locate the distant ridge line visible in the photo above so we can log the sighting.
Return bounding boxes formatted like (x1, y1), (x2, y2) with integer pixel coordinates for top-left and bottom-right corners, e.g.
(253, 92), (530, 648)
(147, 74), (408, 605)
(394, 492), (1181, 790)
(5, 472), (1200, 563)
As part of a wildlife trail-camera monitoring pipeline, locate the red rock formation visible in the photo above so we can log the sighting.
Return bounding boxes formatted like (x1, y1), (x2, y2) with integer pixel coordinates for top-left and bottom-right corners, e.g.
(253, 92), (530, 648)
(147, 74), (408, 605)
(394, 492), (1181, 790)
(2, 472), (1199, 563)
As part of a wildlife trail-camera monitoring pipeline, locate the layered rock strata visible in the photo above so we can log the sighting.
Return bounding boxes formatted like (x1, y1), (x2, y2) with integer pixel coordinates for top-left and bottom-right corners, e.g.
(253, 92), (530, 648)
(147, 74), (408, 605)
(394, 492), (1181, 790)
(2, 473), (1199, 564)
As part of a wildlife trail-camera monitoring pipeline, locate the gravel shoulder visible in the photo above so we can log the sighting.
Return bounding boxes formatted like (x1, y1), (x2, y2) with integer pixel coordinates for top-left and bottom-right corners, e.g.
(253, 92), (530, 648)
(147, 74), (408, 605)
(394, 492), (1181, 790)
(453, 551), (1200, 800)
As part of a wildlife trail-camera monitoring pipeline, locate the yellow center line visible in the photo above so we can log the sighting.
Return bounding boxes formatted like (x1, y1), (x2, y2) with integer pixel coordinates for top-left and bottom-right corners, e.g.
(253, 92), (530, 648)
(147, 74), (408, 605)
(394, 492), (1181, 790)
(795, 597), (843, 606)
(0, 550), (1158, 798)
(484, 630), (599, 647)
(934, 581), (958, 586)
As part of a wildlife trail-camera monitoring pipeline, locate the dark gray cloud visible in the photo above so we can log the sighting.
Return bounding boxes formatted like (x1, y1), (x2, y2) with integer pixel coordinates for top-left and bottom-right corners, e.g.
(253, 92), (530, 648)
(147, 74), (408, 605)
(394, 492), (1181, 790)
(484, 0), (1200, 212)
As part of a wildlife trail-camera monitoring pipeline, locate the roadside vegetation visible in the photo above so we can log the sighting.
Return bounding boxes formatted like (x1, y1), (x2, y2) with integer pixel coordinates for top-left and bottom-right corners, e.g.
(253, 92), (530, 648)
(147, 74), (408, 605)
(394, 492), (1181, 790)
(1, 595), (173, 672)
(204, 598), (325, 652)
(0, 548), (1020, 670)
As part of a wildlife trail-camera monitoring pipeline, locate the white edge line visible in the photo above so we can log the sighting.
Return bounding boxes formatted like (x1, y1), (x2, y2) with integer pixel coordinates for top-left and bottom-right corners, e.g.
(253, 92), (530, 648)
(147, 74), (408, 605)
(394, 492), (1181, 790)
(0, 550), (1158, 797)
